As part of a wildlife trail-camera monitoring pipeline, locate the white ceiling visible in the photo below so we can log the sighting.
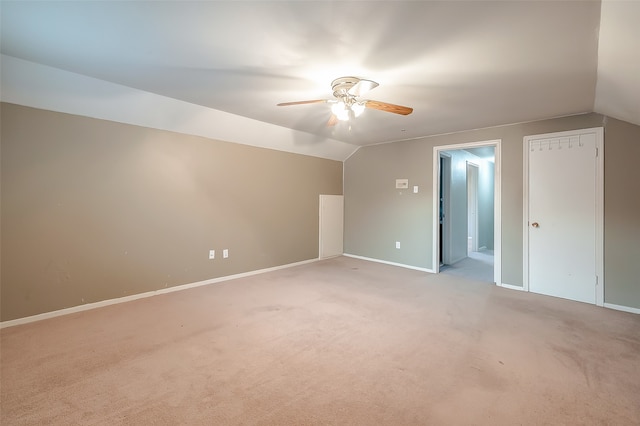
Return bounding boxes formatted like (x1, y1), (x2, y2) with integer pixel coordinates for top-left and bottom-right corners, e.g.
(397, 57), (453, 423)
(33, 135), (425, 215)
(1, 1), (639, 153)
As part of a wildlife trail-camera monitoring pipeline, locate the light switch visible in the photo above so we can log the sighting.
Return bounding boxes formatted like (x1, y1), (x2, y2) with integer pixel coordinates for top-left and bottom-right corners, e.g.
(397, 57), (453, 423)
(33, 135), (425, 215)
(413, 185), (419, 193)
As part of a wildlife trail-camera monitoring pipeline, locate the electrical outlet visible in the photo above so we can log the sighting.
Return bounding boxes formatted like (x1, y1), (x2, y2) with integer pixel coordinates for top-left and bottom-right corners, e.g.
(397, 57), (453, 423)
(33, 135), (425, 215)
(396, 241), (401, 249)
(223, 249), (229, 258)
(209, 249), (215, 259)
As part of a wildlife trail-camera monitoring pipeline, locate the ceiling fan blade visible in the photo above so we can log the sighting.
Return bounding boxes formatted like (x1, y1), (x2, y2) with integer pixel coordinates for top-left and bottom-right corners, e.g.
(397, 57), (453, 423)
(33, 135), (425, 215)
(277, 99), (327, 106)
(327, 114), (339, 127)
(365, 100), (413, 115)
(348, 79), (379, 97)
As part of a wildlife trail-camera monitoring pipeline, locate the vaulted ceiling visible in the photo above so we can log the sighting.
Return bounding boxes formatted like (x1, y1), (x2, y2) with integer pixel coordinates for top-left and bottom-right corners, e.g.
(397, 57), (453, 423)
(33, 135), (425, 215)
(1, 1), (638, 159)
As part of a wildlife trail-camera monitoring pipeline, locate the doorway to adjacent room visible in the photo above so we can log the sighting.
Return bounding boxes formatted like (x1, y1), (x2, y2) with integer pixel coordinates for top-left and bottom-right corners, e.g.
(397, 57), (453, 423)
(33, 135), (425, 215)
(433, 140), (501, 284)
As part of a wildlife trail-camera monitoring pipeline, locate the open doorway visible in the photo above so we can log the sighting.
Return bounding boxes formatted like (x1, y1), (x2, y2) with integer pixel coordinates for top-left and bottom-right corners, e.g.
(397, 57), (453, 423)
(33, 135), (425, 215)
(433, 140), (501, 285)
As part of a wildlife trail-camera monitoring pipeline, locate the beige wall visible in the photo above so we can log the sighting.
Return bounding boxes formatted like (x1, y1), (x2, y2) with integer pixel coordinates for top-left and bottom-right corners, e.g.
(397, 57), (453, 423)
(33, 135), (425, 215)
(1, 103), (343, 321)
(603, 117), (640, 308)
(3, 103), (638, 321)
(345, 113), (640, 309)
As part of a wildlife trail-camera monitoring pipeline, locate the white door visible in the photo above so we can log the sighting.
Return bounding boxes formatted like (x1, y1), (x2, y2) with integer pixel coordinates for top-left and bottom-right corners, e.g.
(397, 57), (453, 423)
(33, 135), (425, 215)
(525, 128), (603, 305)
(440, 154), (452, 265)
(319, 195), (343, 259)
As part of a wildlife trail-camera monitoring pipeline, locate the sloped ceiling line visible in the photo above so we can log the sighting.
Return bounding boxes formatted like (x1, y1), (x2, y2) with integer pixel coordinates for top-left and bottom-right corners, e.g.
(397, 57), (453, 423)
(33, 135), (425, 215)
(0, 55), (358, 162)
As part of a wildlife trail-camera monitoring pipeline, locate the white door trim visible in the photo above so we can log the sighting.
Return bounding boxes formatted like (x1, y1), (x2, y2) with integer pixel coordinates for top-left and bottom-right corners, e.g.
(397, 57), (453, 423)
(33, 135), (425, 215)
(523, 127), (604, 306)
(432, 140), (502, 286)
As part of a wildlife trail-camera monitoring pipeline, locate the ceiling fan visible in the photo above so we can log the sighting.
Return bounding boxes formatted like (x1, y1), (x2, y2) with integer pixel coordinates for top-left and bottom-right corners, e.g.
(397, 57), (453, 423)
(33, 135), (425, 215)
(277, 77), (413, 126)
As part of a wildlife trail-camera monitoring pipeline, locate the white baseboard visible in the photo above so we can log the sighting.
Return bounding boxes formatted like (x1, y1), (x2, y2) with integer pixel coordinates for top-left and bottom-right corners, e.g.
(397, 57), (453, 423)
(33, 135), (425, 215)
(498, 282), (525, 291)
(343, 253), (434, 273)
(604, 303), (640, 315)
(0, 258), (320, 329)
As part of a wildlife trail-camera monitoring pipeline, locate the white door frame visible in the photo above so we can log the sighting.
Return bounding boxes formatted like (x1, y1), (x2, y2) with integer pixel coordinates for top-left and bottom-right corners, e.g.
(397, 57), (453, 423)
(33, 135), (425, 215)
(467, 161), (480, 253)
(523, 128), (604, 306)
(432, 139), (502, 285)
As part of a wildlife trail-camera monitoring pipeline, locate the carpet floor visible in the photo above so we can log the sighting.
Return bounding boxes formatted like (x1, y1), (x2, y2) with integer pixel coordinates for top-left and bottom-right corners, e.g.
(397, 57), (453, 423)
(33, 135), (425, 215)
(441, 250), (494, 283)
(1, 256), (639, 425)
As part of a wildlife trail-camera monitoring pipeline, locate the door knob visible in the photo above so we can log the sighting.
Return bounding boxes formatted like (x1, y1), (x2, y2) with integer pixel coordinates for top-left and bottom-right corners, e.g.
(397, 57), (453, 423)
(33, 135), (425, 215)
(532, 222), (539, 228)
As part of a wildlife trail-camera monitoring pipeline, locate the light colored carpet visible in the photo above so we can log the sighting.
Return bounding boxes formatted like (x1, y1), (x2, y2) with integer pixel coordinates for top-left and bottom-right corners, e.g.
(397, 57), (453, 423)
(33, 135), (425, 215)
(1, 256), (639, 425)
(441, 250), (494, 283)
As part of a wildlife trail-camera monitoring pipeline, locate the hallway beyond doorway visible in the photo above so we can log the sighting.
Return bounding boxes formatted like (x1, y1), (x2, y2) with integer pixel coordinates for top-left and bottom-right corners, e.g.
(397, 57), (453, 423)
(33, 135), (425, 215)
(440, 250), (494, 283)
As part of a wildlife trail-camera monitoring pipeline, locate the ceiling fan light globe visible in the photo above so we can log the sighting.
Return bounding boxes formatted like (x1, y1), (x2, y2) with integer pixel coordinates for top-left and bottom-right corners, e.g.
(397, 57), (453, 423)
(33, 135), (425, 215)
(352, 102), (366, 117)
(336, 109), (350, 121)
(331, 101), (346, 115)
(331, 101), (350, 121)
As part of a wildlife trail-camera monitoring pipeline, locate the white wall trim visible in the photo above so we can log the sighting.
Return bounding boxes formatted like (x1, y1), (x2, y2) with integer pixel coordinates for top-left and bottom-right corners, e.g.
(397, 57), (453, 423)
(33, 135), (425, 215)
(0, 258), (320, 329)
(498, 282), (525, 291)
(432, 139), (502, 286)
(343, 253), (434, 273)
(603, 303), (640, 315)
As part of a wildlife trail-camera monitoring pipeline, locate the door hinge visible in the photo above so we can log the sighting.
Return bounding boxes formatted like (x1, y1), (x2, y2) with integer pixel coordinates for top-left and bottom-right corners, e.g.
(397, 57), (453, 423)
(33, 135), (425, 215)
(596, 275), (599, 286)
(596, 147), (599, 157)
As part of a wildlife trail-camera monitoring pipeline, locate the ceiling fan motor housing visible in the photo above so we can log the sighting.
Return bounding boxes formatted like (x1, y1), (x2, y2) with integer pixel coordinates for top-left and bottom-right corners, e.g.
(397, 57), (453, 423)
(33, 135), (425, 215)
(331, 77), (360, 98)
